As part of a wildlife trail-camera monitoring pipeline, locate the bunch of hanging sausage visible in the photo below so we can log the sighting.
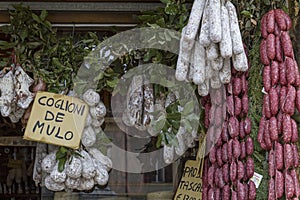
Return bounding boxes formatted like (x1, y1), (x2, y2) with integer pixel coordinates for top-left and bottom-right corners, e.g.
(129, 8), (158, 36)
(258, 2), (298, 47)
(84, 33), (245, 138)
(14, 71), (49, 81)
(201, 63), (256, 200)
(258, 9), (300, 199)
(176, 0), (248, 95)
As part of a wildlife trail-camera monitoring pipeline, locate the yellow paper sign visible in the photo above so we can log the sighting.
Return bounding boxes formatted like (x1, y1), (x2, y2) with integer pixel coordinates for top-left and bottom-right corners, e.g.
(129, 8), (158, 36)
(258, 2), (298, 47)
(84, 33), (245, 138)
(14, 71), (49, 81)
(23, 91), (88, 149)
(174, 160), (202, 200)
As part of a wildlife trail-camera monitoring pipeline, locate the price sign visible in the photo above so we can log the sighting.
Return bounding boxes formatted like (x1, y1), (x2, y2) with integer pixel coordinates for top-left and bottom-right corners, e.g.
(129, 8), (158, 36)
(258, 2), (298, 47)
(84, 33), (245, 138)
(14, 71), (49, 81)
(24, 91), (88, 149)
(174, 160), (203, 200)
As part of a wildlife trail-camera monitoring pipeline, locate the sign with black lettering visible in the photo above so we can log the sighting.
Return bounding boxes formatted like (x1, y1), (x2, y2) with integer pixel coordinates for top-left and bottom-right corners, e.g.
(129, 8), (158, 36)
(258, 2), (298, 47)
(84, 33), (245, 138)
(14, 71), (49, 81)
(23, 91), (88, 149)
(174, 160), (202, 200)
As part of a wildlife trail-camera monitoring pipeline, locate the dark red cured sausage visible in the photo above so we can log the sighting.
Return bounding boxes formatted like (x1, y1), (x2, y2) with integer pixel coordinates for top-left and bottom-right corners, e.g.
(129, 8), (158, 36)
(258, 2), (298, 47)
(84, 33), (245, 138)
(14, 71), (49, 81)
(263, 65), (271, 92)
(267, 10), (275, 33)
(284, 11), (292, 30)
(215, 127), (223, 147)
(274, 22), (280, 35)
(279, 86), (287, 110)
(222, 184), (230, 200)
(284, 143), (294, 169)
(242, 94), (249, 115)
(208, 187), (214, 200)
(216, 147), (223, 167)
(263, 94), (271, 119)
(268, 178), (275, 200)
(233, 77), (242, 96)
(269, 87), (279, 116)
(237, 181), (246, 200)
(215, 105), (222, 127)
(294, 60), (300, 87)
(244, 117), (251, 135)
(267, 34), (276, 60)
(271, 60), (279, 86)
(281, 31), (293, 57)
(246, 157), (254, 179)
(217, 168), (225, 188)
(283, 114), (292, 143)
(231, 190), (238, 200)
(275, 170), (284, 199)
(291, 118), (298, 143)
(269, 117), (278, 142)
(240, 141), (246, 160)
(228, 139), (233, 161)
(275, 9), (287, 31)
(214, 188), (221, 200)
(239, 120), (246, 139)
(203, 159), (209, 186)
(232, 139), (241, 159)
(292, 144), (299, 167)
(223, 163), (230, 184)
(290, 169), (300, 197)
(202, 187), (208, 200)
(296, 90), (300, 113)
(286, 57), (296, 85)
(221, 122), (229, 142)
(279, 62), (287, 85)
(275, 141), (284, 170)
(241, 74), (248, 94)
(209, 146), (217, 164)
(208, 165), (215, 187)
(260, 40), (270, 66)
(246, 137), (254, 156)
(257, 117), (266, 148)
(248, 180), (256, 200)
(222, 143), (228, 163)
(261, 14), (268, 38)
(275, 36), (283, 62)
(283, 85), (296, 115)
(234, 96), (242, 116)
(230, 161), (237, 182)
(228, 116), (239, 138)
(227, 95), (235, 116)
(264, 120), (272, 150)
(285, 171), (295, 199)
(276, 111), (283, 134)
(237, 161), (245, 181)
(268, 149), (275, 177)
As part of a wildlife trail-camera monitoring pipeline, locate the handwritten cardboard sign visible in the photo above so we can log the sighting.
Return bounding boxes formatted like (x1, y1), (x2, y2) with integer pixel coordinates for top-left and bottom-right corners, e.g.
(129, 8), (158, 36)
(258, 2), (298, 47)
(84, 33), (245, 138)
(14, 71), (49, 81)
(174, 160), (202, 200)
(23, 91), (88, 149)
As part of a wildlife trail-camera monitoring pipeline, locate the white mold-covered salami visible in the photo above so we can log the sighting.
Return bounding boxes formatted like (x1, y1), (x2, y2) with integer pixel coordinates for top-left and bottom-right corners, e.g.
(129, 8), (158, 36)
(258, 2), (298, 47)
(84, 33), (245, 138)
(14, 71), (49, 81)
(0, 71), (15, 117)
(127, 75), (143, 126)
(93, 162), (109, 186)
(85, 114), (92, 127)
(65, 177), (80, 190)
(226, 1), (244, 55)
(163, 144), (174, 164)
(122, 109), (135, 127)
(219, 58), (231, 83)
(209, 0), (222, 43)
(211, 69), (222, 89)
(206, 42), (219, 61)
(198, 79), (210, 96)
(8, 104), (25, 123)
(192, 41), (206, 85)
(175, 126), (186, 156)
(176, 27), (191, 81)
(66, 156), (82, 179)
(88, 148), (112, 171)
(79, 150), (96, 179)
(210, 57), (224, 71)
(14, 66), (34, 109)
(82, 89), (100, 106)
(184, 0), (206, 42)
(45, 175), (65, 191)
(81, 126), (96, 147)
(41, 151), (57, 173)
(220, 5), (233, 59)
(50, 163), (67, 183)
(232, 51), (248, 72)
(142, 83), (154, 126)
(92, 117), (104, 129)
(78, 177), (94, 191)
(90, 101), (106, 119)
(199, 1), (211, 47)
